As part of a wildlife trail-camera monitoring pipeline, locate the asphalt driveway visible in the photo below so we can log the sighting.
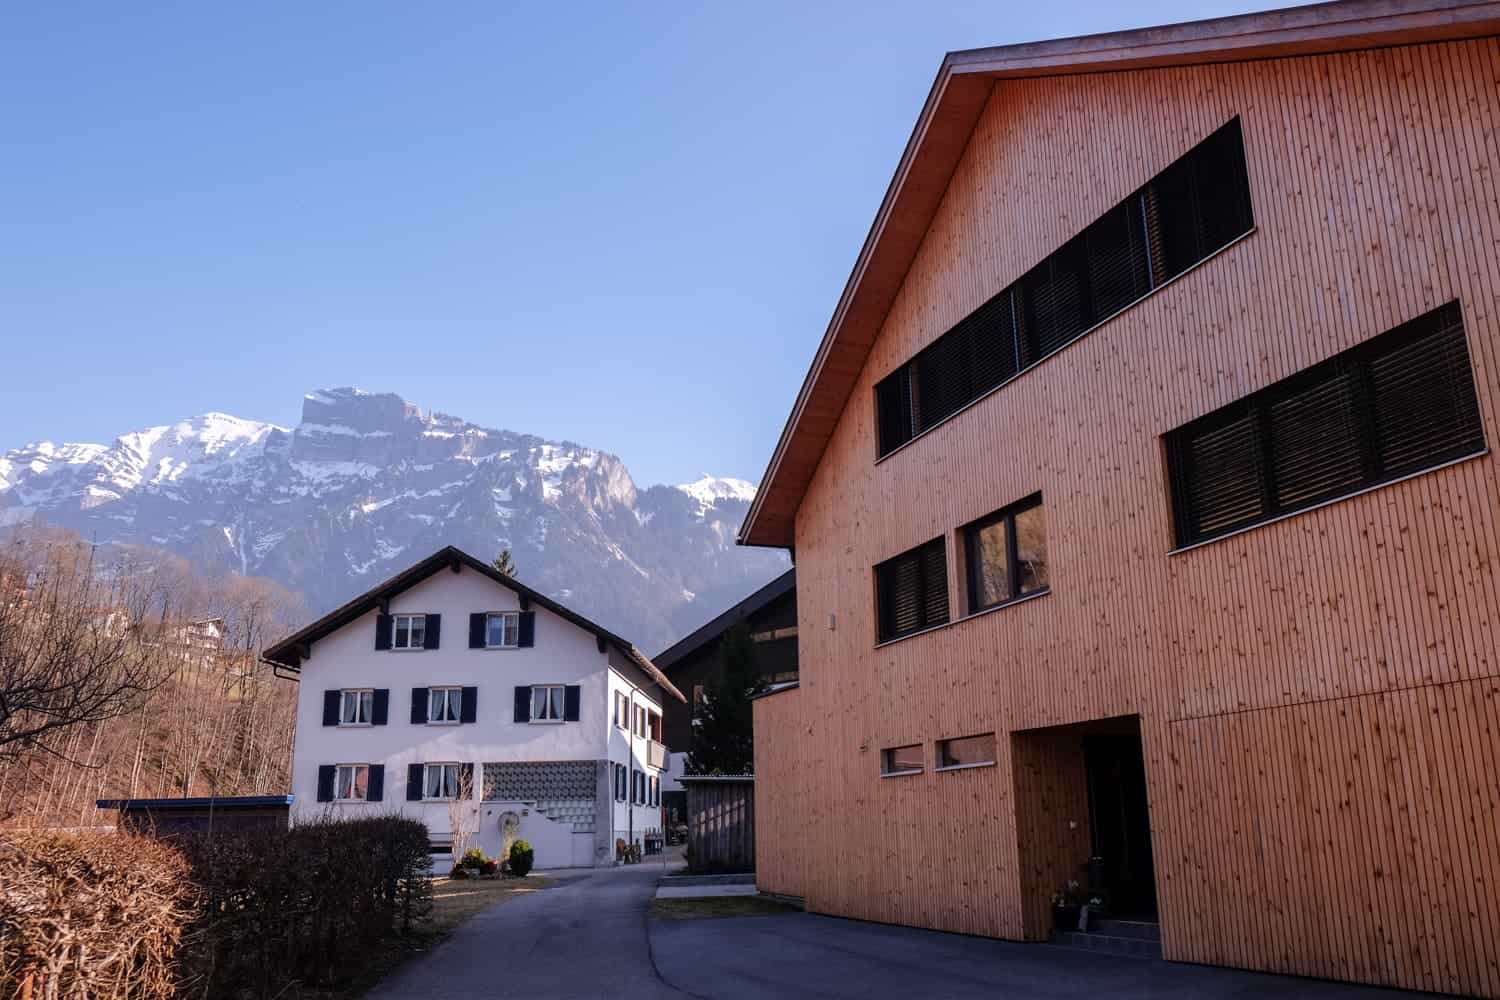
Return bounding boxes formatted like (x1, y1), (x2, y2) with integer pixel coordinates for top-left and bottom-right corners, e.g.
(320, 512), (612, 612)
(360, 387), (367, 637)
(367, 864), (1436, 1000)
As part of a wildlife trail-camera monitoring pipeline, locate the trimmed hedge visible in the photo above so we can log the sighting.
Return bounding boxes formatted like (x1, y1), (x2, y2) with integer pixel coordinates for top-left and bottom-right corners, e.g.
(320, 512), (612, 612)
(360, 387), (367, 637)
(0, 830), (195, 1000)
(175, 814), (432, 998)
(0, 815), (433, 1000)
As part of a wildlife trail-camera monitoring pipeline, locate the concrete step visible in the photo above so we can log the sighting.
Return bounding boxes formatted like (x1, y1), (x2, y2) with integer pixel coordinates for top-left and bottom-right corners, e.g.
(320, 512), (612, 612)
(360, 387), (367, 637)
(1087, 918), (1161, 942)
(658, 873), (756, 887)
(1051, 930), (1163, 960)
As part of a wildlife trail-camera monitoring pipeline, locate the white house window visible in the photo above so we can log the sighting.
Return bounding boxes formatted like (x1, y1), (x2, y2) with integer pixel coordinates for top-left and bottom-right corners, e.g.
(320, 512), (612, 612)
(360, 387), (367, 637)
(339, 689), (373, 726)
(531, 684), (564, 723)
(486, 612), (520, 648)
(429, 686), (462, 724)
(336, 764), (369, 801)
(424, 763), (460, 800)
(393, 614), (426, 650)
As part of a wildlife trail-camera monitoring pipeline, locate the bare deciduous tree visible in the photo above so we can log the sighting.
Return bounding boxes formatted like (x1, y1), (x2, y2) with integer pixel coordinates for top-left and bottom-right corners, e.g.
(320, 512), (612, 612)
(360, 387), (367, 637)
(448, 766), (477, 864)
(0, 531), (175, 764)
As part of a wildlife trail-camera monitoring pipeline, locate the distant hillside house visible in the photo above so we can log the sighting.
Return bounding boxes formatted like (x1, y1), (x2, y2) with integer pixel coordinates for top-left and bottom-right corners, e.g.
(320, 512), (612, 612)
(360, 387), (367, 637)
(265, 546), (683, 869)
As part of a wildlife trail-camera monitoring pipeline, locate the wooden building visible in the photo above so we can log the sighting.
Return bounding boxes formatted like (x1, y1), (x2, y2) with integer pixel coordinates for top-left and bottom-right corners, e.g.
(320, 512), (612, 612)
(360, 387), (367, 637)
(654, 568), (798, 753)
(739, 2), (1500, 995)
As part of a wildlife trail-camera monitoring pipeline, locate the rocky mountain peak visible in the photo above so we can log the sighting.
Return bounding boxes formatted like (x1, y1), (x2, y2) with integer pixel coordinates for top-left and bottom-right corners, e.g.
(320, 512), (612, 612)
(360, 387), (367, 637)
(0, 389), (786, 650)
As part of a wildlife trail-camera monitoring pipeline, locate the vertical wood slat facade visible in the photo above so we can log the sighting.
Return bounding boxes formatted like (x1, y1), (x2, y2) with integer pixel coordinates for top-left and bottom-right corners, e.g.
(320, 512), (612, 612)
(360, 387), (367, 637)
(754, 35), (1500, 998)
(683, 777), (756, 872)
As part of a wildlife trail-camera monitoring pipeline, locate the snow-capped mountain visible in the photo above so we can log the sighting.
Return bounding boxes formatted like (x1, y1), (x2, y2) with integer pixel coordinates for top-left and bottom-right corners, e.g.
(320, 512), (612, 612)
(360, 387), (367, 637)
(0, 388), (787, 652)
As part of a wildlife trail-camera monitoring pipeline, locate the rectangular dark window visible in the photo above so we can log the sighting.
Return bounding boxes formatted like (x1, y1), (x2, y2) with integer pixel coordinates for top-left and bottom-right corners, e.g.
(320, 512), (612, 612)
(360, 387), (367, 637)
(875, 538), (949, 643)
(875, 116), (1253, 458)
(937, 733), (997, 770)
(963, 494), (1049, 614)
(880, 744), (924, 776)
(1166, 301), (1483, 548)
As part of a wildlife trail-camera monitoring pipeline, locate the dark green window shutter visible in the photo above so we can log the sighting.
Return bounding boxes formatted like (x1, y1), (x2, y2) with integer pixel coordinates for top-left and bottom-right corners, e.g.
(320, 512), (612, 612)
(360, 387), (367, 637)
(375, 614), (392, 650)
(316, 765), (335, 802)
(322, 690), (340, 726)
(514, 686), (530, 723)
(406, 763), (424, 801)
(469, 613), (486, 648)
(517, 612), (535, 647)
(563, 685), (581, 722)
(371, 689), (389, 726)
(459, 763), (474, 796)
(411, 687), (429, 725)
(423, 614), (441, 649)
(367, 765), (385, 802)
(460, 687), (478, 724)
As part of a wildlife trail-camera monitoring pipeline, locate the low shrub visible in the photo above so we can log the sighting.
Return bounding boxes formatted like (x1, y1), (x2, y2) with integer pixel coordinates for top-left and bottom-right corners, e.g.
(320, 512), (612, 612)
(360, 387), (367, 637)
(461, 846), (486, 870)
(508, 839), (534, 877)
(0, 829), (196, 1000)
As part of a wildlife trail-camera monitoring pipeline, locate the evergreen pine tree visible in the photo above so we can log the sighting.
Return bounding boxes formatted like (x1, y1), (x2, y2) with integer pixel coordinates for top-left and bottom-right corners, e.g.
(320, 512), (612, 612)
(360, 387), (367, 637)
(686, 621), (765, 775)
(492, 549), (516, 577)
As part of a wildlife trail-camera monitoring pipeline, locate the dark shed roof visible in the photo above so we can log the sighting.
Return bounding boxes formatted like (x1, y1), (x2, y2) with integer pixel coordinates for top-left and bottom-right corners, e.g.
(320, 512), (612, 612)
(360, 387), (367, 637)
(654, 568), (795, 671)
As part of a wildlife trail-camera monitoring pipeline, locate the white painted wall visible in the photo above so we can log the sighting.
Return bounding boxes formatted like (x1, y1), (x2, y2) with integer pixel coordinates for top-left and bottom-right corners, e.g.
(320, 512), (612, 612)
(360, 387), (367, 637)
(288, 563), (670, 868)
(604, 667), (666, 855)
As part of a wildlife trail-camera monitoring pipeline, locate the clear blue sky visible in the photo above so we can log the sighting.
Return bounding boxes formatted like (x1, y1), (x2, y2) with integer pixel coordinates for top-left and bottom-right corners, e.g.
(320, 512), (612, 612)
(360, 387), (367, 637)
(0, 1), (1295, 488)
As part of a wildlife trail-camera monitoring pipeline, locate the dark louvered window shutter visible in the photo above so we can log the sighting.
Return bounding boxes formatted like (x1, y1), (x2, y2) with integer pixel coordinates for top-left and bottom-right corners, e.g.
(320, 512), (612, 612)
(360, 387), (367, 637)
(367, 764), (385, 802)
(469, 613), (486, 648)
(316, 765), (335, 802)
(872, 116), (1253, 461)
(322, 690), (340, 726)
(458, 763), (473, 797)
(411, 688), (429, 725)
(406, 763), (423, 801)
(1166, 301), (1481, 547)
(460, 687), (478, 724)
(517, 612), (535, 648)
(875, 367), (915, 457)
(371, 689), (389, 726)
(563, 685), (581, 722)
(875, 538), (949, 643)
(514, 686), (531, 723)
(375, 614), (392, 650)
(423, 614), (441, 650)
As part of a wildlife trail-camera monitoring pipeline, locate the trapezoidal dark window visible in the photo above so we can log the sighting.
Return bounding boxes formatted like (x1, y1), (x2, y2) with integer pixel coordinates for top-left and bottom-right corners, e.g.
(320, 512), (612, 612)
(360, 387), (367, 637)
(1165, 301), (1483, 548)
(875, 538), (949, 643)
(875, 116), (1254, 459)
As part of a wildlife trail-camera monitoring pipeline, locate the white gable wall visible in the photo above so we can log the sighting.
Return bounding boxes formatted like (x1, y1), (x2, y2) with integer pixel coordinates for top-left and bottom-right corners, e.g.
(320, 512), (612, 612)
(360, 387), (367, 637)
(290, 564), (631, 867)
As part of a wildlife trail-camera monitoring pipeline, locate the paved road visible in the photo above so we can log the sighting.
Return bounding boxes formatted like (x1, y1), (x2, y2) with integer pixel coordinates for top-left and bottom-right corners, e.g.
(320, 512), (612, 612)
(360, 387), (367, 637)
(370, 865), (1434, 1000)
(368, 863), (685, 999)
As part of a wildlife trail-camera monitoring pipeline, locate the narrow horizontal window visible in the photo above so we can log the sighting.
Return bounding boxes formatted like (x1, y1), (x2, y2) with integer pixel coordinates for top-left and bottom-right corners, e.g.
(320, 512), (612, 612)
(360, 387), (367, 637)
(963, 494), (1049, 614)
(881, 744), (923, 776)
(1166, 301), (1482, 548)
(875, 538), (949, 643)
(875, 116), (1253, 459)
(937, 733), (996, 769)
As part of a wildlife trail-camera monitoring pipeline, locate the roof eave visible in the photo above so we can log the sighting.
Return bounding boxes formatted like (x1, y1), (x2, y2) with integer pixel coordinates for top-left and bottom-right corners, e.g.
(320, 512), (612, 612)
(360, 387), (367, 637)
(736, 0), (1500, 551)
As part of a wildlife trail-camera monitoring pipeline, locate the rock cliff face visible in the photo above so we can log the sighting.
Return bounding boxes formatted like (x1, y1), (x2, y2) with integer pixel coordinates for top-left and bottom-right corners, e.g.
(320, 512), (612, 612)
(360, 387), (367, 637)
(0, 388), (786, 651)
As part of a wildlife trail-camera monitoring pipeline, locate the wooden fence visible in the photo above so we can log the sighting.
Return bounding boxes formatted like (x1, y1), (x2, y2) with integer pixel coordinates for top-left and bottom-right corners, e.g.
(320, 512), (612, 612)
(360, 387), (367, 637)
(682, 775), (754, 873)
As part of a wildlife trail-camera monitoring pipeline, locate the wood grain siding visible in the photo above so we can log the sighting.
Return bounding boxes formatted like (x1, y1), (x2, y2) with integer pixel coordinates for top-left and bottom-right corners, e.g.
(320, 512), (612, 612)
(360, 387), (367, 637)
(754, 36), (1500, 997)
(684, 778), (756, 872)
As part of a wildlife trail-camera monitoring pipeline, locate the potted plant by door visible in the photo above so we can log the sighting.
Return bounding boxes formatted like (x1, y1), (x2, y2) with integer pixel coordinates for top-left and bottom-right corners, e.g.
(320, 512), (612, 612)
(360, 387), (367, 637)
(1051, 880), (1084, 932)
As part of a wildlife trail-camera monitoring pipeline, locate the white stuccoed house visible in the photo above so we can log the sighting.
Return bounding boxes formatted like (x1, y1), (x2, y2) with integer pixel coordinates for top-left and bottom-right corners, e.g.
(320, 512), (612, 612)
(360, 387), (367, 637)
(264, 546), (683, 869)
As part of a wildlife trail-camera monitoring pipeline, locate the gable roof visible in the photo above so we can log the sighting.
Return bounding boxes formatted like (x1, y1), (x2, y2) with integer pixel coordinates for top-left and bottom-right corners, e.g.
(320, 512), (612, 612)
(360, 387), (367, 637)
(654, 568), (795, 672)
(263, 545), (685, 703)
(737, 0), (1500, 549)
